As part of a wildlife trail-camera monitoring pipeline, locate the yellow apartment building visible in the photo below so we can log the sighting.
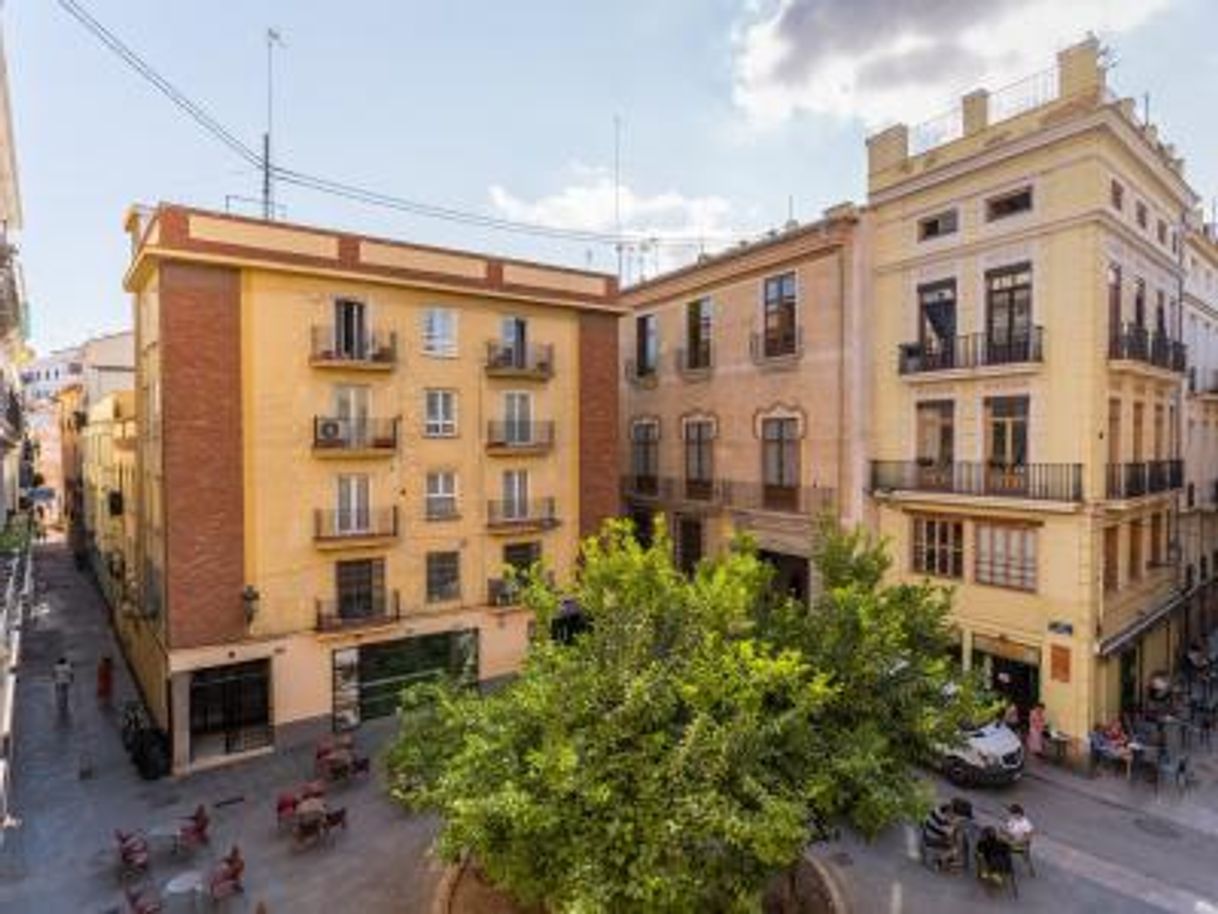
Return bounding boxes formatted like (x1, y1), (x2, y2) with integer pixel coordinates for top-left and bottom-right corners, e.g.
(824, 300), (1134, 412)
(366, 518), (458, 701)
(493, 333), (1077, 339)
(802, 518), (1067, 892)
(55, 381), (85, 550)
(122, 204), (621, 771)
(618, 206), (867, 597)
(1181, 223), (1218, 641)
(866, 39), (1196, 740)
(81, 390), (137, 614)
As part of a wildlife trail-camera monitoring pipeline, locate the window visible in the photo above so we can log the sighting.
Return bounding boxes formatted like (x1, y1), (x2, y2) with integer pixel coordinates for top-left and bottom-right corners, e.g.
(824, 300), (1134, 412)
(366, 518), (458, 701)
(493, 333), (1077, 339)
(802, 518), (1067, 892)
(422, 307), (457, 356)
(975, 523), (1037, 591)
(425, 471), (458, 520)
(761, 417), (799, 509)
(503, 469), (529, 519)
(1136, 201), (1148, 229)
(426, 552), (461, 603)
(912, 516), (964, 579)
(635, 314), (658, 375)
(335, 299), (367, 358)
(918, 209), (958, 241)
(916, 401), (954, 486)
(917, 280), (957, 367)
(335, 475), (370, 533)
(1129, 520), (1144, 580)
(761, 272), (798, 357)
(1108, 264), (1122, 337)
(504, 541), (542, 574)
(986, 187), (1032, 221)
(631, 420), (659, 490)
(1150, 513), (1164, 566)
(685, 298), (712, 370)
(985, 264), (1032, 359)
(1104, 527), (1119, 592)
(1134, 278), (1146, 328)
(336, 558), (385, 620)
(503, 391), (533, 444)
(985, 396), (1028, 468)
(684, 419), (714, 498)
(1157, 219), (1167, 245)
(1110, 179), (1124, 211)
(500, 316), (528, 367)
(424, 389), (457, 437)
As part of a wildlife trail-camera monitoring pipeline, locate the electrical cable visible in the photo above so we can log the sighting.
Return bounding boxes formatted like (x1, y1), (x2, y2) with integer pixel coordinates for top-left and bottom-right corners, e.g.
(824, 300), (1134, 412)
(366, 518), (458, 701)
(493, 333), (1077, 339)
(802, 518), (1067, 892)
(57, 0), (748, 250)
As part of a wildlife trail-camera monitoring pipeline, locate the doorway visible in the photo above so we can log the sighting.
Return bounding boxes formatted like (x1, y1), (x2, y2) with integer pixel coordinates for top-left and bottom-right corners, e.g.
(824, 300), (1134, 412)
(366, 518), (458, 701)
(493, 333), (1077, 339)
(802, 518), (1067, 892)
(189, 659), (272, 760)
(973, 648), (1040, 718)
(758, 550), (809, 605)
(677, 517), (703, 575)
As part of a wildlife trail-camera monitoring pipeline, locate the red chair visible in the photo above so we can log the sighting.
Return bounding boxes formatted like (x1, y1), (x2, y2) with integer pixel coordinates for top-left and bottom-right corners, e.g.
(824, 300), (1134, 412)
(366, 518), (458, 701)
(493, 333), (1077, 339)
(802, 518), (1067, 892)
(116, 834), (150, 880)
(124, 885), (164, 914)
(207, 846), (245, 900)
(276, 793), (299, 831)
(177, 810), (210, 853)
(114, 828), (147, 850)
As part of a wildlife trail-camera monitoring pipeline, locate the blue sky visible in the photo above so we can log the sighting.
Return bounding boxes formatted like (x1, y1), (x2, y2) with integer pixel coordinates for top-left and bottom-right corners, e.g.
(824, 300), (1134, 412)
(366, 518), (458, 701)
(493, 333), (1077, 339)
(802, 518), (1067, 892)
(8, 0), (1218, 354)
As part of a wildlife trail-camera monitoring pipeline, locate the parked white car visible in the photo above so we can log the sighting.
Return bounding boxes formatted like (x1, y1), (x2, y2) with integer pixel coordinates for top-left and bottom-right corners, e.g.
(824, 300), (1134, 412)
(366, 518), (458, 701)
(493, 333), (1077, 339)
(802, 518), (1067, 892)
(941, 721), (1024, 786)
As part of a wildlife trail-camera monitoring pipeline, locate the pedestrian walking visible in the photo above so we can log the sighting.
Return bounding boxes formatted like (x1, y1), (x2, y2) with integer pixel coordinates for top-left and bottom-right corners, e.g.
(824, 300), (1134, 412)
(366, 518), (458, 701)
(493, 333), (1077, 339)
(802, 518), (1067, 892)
(1027, 702), (1046, 756)
(96, 655), (113, 706)
(52, 656), (74, 719)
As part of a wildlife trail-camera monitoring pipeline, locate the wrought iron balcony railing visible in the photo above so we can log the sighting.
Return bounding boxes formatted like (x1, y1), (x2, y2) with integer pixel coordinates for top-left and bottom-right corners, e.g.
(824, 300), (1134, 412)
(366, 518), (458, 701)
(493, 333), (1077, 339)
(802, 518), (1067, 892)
(316, 590), (401, 631)
(1106, 459), (1184, 499)
(1109, 325), (1186, 373)
(486, 497), (558, 529)
(486, 420), (556, 451)
(870, 460), (1083, 502)
(312, 417), (398, 452)
(310, 326), (397, 368)
(898, 328), (1044, 375)
(313, 506), (399, 541)
(485, 341), (554, 379)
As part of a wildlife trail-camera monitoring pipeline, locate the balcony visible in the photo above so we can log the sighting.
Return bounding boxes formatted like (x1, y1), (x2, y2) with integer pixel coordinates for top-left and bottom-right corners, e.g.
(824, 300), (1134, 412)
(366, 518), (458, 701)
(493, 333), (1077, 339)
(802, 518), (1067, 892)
(1105, 459), (1184, 499)
(624, 358), (659, 388)
(898, 328), (1044, 376)
(485, 420), (555, 455)
(1108, 325), (1187, 375)
(674, 342), (713, 378)
(312, 417), (398, 456)
(487, 577), (522, 607)
(620, 475), (722, 505)
(485, 341), (554, 380)
(425, 497), (461, 522)
(870, 461), (1083, 502)
(313, 507), (399, 548)
(749, 327), (803, 365)
(486, 497), (558, 533)
(720, 480), (835, 516)
(310, 327), (397, 370)
(316, 590), (401, 632)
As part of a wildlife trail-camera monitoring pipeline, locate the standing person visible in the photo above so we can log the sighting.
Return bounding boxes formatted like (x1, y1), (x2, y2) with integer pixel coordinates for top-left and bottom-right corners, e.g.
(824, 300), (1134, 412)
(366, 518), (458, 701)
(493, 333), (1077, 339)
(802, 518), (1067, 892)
(1003, 701), (1021, 732)
(96, 655), (114, 706)
(1027, 702), (1046, 756)
(52, 656), (73, 718)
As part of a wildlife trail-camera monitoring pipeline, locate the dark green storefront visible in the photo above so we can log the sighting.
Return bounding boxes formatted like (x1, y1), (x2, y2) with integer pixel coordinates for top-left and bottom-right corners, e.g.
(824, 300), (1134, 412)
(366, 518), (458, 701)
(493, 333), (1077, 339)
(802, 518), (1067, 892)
(332, 629), (478, 730)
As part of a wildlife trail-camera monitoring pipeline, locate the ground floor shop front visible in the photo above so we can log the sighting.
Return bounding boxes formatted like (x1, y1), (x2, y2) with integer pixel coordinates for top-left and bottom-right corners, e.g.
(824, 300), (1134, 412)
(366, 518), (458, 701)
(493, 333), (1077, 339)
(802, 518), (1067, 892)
(123, 604), (531, 773)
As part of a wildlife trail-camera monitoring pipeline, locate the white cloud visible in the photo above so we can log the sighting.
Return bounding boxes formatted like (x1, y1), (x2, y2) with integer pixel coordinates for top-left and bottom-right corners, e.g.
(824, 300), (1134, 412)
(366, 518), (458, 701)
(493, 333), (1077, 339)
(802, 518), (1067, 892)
(732, 0), (1172, 128)
(488, 165), (744, 278)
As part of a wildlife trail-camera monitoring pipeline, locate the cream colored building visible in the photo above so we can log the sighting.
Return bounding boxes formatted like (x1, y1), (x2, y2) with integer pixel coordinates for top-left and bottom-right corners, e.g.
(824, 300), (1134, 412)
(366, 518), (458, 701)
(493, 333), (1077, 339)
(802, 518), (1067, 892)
(1180, 223), (1218, 642)
(866, 39), (1195, 739)
(618, 207), (867, 598)
(123, 204), (621, 771)
(81, 390), (137, 613)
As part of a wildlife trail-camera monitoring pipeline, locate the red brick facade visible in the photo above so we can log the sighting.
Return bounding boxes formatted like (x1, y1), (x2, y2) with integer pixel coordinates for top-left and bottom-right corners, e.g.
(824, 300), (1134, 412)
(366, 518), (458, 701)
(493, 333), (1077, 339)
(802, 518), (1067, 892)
(578, 311), (621, 537)
(159, 261), (246, 649)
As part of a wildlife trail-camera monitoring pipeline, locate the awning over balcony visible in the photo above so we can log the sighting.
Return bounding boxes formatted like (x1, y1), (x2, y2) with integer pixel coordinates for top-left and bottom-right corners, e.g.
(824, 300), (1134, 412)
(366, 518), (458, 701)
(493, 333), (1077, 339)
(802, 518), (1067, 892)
(1097, 590), (1186, 658)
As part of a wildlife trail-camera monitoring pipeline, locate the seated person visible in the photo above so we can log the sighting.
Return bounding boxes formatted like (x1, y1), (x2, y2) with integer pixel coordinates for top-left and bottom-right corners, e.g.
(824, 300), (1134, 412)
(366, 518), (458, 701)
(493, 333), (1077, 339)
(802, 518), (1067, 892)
(1003, 804), (1033, 845)
(1187, 641), (1210, 674)
(921, 798), (971, 848)
(976, 826), (1012, 876)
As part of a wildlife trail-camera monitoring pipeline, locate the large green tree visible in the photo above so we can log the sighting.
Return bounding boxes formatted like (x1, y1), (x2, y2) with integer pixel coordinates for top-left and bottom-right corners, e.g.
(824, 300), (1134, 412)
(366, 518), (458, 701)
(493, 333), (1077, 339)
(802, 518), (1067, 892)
(387, 519), (981, 913)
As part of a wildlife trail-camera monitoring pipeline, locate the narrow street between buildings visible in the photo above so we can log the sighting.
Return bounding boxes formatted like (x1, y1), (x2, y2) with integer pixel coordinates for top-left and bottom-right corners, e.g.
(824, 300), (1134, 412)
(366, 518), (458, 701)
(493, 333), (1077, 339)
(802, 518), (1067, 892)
(0, 541), (441, 914)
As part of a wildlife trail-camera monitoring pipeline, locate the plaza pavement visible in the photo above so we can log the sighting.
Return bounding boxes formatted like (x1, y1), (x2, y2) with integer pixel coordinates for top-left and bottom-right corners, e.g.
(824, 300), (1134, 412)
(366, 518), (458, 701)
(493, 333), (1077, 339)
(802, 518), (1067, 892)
(0, 541), (442, 914)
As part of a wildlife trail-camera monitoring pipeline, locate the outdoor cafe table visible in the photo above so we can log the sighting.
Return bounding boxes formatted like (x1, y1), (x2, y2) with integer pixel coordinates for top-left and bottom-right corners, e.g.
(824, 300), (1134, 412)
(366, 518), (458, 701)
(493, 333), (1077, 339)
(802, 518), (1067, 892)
(147, 822), (185, 854)
(164, 870), (204, 911)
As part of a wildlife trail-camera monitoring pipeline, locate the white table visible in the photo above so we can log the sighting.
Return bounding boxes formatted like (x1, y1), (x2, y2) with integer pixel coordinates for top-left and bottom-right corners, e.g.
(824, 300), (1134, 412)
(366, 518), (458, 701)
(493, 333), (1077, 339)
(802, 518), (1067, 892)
(164, 869), (204, 911)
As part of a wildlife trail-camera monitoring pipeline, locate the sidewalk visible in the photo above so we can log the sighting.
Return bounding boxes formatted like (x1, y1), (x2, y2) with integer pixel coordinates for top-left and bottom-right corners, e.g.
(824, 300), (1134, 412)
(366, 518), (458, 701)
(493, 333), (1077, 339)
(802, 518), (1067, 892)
(0, 541), (442, 913)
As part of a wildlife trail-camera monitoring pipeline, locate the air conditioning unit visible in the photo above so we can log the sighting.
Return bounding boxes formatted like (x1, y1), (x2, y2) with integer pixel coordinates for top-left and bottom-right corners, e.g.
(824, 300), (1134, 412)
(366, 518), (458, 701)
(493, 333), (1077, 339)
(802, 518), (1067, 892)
(317, 419), (345, 445)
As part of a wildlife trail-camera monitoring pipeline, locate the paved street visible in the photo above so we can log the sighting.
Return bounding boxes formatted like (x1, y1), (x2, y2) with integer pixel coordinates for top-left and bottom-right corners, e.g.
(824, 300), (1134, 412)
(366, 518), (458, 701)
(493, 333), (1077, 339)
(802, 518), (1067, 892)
(0, 542), (442, 914)
(812, 756), (1218, 913)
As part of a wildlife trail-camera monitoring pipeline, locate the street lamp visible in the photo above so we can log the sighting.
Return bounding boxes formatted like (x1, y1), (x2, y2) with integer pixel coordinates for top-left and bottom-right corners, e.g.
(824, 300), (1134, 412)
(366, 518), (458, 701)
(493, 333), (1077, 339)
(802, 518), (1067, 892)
(242, 585), (260, 625)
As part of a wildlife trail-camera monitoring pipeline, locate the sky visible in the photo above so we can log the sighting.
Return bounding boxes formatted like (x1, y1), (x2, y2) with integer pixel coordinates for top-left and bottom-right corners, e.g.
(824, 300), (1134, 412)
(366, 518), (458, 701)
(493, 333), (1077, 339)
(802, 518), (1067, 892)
(8, 0), (1218, 354)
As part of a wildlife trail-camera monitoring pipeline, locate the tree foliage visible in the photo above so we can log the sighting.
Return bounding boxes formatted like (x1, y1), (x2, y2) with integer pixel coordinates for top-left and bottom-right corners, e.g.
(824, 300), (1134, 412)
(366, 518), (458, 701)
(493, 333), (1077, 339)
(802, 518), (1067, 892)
(387, 517), (983, 913)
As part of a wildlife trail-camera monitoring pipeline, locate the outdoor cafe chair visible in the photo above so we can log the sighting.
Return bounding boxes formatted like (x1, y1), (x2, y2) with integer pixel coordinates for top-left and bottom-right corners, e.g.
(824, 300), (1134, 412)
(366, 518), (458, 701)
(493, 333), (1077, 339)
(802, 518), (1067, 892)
(1006, 834), (1035, 877)
(124, 884), (164, 914)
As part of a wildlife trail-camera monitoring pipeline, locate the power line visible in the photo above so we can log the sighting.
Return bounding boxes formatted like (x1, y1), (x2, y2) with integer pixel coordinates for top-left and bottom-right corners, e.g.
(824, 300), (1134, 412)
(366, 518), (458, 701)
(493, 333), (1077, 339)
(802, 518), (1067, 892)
(56, 0), (746, 250)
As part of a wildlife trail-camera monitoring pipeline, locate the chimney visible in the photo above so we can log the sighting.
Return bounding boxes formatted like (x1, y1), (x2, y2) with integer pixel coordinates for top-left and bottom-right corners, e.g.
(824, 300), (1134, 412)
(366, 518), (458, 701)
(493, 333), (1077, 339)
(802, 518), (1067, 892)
(867, 124), (909, 174)
(962, 89), (990, 135)
(1058, 36), (1104, 98)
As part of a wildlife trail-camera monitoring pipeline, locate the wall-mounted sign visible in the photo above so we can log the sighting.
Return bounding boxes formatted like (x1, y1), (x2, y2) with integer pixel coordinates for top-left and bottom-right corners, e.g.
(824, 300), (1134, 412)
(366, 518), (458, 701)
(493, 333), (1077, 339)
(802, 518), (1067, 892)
(1048, 621), (1074, 636)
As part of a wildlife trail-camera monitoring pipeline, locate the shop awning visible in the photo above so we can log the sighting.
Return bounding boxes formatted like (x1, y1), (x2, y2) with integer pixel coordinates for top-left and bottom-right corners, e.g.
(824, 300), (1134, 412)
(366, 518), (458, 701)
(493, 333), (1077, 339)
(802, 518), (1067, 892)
(1097, 590), (1187, 658)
